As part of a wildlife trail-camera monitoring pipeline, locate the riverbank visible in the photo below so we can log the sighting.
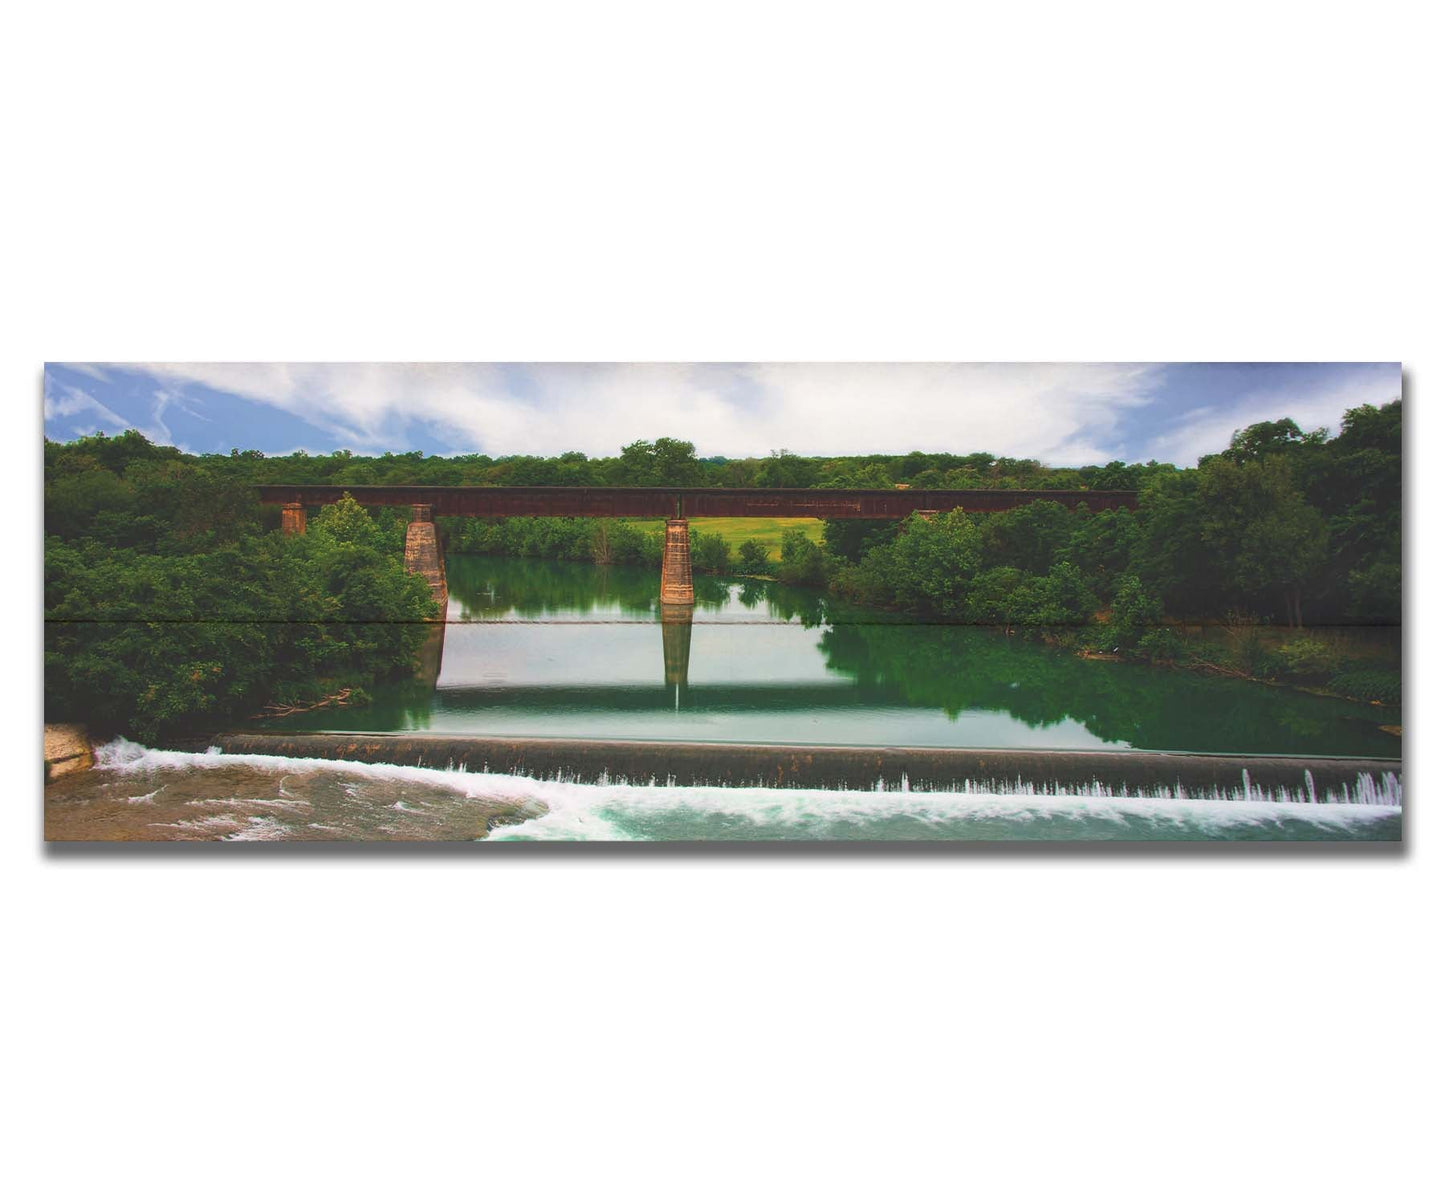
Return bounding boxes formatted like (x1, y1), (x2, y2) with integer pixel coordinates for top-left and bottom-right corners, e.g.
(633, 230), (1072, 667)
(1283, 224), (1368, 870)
(44, 739), (541, 841)
(1162, 622), (1402, 705)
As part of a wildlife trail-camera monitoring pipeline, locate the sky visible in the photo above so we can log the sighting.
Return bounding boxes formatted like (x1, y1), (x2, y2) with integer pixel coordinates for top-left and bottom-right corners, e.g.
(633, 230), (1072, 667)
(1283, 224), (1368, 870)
(41, 362), (1402, 468)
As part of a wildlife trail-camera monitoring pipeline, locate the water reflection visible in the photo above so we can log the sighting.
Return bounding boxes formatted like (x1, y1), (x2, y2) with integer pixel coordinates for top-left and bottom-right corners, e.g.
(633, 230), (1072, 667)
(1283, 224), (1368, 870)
(415, 622), (446, 690)
(659, 604), (693, 688)
(446, 555), (735, 623)
(267, 555), (1402, 758)
(445, 553), (823, 626)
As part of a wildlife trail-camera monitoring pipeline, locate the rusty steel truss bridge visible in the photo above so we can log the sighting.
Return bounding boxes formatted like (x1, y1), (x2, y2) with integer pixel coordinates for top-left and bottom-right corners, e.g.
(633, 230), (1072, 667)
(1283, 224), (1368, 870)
(257, 485), (1138, 520)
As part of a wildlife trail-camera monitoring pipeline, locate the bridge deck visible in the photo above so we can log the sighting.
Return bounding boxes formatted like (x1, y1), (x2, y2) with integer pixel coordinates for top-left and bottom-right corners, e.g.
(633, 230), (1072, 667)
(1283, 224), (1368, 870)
(258, 485), (1138, 519)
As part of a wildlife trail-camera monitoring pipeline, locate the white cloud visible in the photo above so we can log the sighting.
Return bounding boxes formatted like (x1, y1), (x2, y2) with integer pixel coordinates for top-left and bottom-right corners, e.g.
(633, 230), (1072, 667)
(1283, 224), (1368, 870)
(44, 379), (193, 451)
(123, 362), (1164, 463)
(55, 362), (113, 384)
(1143, 365), (1402, 466)
(44, 381), (129, 428)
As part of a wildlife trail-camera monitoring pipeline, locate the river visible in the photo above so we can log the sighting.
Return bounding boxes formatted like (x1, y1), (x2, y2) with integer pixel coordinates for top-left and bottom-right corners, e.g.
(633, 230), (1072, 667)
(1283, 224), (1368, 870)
(45, 555), (1403, 841)
(277, 555), (1401, 758)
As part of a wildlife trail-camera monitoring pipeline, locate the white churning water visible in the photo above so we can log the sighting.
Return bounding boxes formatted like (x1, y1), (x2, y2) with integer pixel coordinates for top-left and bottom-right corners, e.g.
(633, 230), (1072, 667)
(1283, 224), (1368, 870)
(68, 739), (1402, 843)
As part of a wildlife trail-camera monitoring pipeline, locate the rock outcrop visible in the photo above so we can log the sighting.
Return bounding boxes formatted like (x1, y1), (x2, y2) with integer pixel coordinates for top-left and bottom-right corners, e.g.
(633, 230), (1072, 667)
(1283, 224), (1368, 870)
(44, 724), (93, 780)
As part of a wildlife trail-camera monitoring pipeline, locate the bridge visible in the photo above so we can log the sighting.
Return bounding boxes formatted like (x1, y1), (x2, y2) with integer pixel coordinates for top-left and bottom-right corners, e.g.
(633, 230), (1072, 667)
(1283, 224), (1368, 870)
(260, 485), (1139, 612)
(258, 484), (1138, 520)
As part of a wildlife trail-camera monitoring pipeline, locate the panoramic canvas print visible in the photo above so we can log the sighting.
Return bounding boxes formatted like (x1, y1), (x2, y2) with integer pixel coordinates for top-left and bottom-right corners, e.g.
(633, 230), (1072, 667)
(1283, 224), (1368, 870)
(42, 363), (1403, 842)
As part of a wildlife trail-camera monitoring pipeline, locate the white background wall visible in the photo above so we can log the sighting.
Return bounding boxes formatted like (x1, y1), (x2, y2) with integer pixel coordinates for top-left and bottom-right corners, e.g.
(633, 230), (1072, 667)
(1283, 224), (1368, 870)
(3, 3), (1437, 1202)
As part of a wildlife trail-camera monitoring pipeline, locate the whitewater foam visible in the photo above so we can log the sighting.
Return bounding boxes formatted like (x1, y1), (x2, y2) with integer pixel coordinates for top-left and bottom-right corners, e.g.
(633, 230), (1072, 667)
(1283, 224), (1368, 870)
(483, 777), (1402, 841)
(88, 739), (1402, 842)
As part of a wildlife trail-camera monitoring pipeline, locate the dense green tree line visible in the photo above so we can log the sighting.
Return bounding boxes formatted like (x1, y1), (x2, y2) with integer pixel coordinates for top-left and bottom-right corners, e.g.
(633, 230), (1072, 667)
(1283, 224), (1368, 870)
(821, 402), (1400, 635)
(66, 432), (1134, 492)
(45, 436), (436, 740)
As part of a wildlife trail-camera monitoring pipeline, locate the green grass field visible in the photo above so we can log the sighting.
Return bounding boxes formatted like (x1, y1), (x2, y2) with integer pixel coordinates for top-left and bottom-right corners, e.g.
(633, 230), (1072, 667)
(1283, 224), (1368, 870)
(632, 516), (822, 561)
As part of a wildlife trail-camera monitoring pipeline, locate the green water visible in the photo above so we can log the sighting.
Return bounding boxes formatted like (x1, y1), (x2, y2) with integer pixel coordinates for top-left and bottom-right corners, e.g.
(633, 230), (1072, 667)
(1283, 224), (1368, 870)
(269, 555), (1402, 759)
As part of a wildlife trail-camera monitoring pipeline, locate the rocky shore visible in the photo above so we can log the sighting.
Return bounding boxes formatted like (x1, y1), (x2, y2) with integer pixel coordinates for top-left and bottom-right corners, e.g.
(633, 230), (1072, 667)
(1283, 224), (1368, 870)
(44, 724), (93, 781)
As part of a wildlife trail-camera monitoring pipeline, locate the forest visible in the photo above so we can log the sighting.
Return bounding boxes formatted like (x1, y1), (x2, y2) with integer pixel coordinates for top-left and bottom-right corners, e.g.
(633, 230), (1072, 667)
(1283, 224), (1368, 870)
(45, 436), (437, 740)
(44, 399), (1401, 740)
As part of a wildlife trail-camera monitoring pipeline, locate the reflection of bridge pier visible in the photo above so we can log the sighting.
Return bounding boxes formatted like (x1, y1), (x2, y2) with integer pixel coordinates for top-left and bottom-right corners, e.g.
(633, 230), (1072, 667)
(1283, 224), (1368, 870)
(415, 621), (446, 690)
(660, 603), (693, 690)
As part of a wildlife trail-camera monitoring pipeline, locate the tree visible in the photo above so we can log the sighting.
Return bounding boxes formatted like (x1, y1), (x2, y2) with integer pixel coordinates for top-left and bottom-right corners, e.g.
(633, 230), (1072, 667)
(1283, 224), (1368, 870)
(690, 531), (731, 574)
(889, 451), (930, 481)
(777, 527), (828, 587)
(1063, 507), (1140, 598)
(652, 437), (703, 486)
(616, 439), (657, 485)
(817, 463), (893, 489)
(964, 566), (1029, 627)
(1196, 459), (1328, 626)
(737, 539), (771, 575)
(1214, 418), (1326, 465)
(1013, 562), (1096, 627)
(309, 493), (395, 552)
(614, 437), (703, 486)
(1101, 574), (1164, 652)
(1131, 469), (1221, 618)
(822, 518), (896, 563)
(978, 501), (1077, 576)
(755, 450), (818, 488)
(887, 510), (984, 619)
(1088, 460), (1142, 491)
(1303, 400), (1402, 621)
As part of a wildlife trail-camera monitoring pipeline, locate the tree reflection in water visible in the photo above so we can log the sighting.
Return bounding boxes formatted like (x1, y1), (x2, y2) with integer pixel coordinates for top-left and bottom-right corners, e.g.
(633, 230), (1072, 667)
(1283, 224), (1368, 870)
(274, 554), (1400, 758)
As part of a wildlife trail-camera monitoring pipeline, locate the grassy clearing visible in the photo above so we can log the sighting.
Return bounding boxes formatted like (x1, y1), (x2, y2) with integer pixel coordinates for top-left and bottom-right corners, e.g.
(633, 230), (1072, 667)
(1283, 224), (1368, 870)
(632, 517), (823, 561)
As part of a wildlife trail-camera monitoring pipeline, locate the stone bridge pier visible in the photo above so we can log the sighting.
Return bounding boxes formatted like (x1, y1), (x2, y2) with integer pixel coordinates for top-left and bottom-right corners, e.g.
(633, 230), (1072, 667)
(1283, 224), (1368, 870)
(658, 519), (694, 698)
(404, 504), (449, 618)
(660, 517), (694, 607)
